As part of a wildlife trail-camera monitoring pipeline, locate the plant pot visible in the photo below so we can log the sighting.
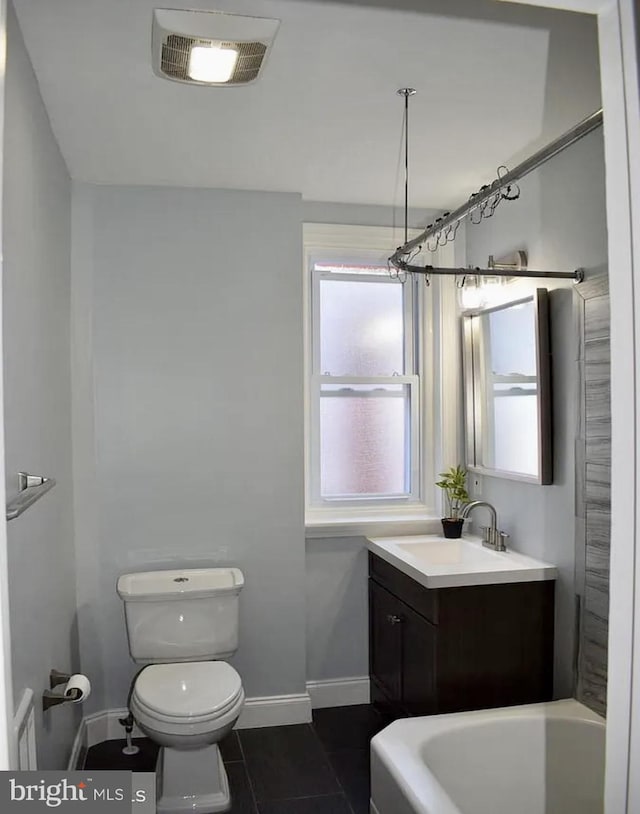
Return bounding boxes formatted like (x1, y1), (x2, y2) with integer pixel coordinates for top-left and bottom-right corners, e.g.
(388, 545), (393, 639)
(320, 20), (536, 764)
(441, 518), (464, 539)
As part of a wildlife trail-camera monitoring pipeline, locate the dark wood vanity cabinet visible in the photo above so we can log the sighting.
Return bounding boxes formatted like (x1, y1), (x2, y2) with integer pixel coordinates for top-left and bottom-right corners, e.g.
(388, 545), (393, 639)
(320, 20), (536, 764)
(369, 552), (555, 717)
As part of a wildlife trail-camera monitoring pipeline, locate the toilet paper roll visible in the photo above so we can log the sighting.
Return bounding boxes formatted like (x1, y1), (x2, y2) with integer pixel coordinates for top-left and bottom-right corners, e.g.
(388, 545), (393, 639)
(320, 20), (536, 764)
(64, 674), (91, 704)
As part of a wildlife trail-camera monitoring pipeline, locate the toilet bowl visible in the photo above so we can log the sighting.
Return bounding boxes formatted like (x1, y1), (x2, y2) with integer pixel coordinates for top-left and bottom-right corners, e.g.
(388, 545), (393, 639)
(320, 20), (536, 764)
(117, 567), (246, 814)
(131, 661), (245, 813)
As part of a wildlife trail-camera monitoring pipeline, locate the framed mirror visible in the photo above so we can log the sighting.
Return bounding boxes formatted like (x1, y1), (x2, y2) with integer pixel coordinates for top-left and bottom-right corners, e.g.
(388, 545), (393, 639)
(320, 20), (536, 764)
(462, 289), (552, 484)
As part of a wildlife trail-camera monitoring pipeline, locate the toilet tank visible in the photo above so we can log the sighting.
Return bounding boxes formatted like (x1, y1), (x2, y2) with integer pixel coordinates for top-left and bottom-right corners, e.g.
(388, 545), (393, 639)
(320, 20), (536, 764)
(117, 568), (244, 663)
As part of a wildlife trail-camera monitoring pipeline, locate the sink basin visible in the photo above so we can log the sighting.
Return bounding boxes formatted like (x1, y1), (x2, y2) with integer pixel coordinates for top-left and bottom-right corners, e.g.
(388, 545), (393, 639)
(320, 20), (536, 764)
(367, 534), (557, 589)
(394, 538), (504, 566)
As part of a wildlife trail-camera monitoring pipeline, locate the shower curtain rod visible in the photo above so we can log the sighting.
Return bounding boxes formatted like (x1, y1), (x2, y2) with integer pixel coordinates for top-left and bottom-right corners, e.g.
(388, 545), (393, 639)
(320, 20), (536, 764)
(404, 265), (584, 282)
(390, 108), (604, 272)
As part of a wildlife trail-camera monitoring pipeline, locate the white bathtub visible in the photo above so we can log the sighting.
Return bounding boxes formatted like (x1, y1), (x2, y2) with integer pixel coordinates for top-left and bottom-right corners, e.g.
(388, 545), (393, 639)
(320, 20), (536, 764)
(370, 699), (605, 814)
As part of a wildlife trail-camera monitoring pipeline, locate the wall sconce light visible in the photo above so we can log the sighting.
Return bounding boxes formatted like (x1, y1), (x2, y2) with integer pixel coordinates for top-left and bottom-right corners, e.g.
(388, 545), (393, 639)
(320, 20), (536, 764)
(458, 250), (528, 311)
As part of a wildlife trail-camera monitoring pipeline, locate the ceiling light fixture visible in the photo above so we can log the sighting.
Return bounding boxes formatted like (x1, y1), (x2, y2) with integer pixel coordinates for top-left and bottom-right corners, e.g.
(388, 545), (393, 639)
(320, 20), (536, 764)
(187, 44), (238, 83)
(152, 9), (280, 87)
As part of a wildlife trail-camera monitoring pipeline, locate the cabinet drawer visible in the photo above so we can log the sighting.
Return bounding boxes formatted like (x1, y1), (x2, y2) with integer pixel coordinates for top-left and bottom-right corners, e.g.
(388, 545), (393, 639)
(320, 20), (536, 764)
(369, 553), (438, 625)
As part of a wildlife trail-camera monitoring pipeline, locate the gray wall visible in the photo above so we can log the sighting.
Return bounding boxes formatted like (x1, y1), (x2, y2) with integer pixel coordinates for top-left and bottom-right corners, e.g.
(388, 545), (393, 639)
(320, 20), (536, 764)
(465, 128), (608, 697)
(72, 185), (306, 710)
(3, 3), (77, 767)
(306, 538), (369, 681)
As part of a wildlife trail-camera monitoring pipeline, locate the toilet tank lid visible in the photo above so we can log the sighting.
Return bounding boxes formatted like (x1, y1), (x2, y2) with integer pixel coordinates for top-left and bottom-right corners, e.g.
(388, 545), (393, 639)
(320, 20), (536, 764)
(117, 567), (244, 601)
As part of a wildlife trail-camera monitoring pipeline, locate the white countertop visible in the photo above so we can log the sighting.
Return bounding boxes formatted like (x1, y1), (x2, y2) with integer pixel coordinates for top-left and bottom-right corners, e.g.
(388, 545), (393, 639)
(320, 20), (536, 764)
(367, 534), (557, 589)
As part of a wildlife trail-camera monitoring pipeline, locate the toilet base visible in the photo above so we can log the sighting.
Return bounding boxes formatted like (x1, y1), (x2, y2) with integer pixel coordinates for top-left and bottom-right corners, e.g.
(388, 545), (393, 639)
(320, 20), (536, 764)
(156, 743), (231, 814)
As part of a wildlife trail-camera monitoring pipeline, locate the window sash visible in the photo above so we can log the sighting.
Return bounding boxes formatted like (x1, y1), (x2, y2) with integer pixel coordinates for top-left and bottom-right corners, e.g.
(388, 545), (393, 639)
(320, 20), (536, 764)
(311, 270), (416, 379)
(310, 374), (420, 505)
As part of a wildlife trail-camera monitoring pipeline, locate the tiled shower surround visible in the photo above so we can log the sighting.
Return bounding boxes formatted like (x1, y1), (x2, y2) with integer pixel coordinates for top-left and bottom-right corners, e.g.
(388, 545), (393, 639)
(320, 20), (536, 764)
(575, 269), (610, 716)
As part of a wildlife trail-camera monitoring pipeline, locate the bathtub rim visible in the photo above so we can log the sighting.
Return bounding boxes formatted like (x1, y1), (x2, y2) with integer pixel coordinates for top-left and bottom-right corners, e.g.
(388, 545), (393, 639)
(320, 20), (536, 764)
(370, 698), (605, 814)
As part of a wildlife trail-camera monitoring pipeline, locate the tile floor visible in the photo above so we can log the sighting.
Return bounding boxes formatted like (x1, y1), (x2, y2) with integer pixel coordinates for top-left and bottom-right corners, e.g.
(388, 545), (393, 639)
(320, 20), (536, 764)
(83, 704), (387, 814)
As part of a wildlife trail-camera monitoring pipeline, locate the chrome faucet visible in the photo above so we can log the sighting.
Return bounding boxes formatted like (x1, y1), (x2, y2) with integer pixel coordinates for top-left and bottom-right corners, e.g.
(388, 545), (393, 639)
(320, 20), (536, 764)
(459, 500), (510, 552)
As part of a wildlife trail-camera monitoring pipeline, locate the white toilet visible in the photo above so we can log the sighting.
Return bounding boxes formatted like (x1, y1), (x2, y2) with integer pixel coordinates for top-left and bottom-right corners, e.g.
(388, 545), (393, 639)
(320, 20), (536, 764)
(117, 567), (245, 814)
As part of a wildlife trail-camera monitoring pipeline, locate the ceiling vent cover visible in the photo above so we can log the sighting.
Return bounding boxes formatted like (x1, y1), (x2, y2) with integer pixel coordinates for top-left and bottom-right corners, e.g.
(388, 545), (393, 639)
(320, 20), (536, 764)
(152, 9), (279, 86)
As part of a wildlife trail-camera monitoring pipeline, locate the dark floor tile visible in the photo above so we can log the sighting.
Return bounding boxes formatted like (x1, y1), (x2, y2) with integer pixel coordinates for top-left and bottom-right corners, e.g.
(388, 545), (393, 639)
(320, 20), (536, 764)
(221, 730), (243, 762)
(84, 738), (159, 772)
(226, 762), (258, 813)
(312, 704), (383, 752)
(239, 725), (340, 802)
(374, 710), (400, 732)
(328, 750), (369, 814)
(258, 795), (352, 814)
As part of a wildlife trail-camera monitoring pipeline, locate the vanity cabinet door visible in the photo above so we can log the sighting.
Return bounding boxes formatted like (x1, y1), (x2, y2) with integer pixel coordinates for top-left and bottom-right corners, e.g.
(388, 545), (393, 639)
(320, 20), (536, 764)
(369, 580), (403, 705)
(401, 603), (437, 715)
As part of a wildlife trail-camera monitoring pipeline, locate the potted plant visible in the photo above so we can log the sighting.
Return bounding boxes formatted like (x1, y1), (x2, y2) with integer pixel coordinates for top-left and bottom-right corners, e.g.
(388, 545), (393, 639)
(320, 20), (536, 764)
(436, 465), (470, 539)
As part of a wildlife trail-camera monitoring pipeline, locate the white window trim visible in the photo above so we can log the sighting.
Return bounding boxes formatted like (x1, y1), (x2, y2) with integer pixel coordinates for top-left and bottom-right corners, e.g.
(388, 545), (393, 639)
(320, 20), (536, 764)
(303, 222), (456, 537)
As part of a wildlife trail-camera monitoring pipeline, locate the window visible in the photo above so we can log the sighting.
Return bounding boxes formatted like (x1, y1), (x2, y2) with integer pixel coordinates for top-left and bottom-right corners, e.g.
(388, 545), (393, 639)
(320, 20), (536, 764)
(305, 224), (432, 523)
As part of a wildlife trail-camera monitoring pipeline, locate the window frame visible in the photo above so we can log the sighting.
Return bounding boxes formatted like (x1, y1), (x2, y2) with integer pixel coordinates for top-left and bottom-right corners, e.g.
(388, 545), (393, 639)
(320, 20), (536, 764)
(310, 268), (420, 506)
(303, 223), (437, 530)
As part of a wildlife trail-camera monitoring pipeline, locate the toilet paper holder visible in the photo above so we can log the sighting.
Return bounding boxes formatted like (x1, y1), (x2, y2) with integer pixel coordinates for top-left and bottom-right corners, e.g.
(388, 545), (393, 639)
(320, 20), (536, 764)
(42, 670), (82, 712)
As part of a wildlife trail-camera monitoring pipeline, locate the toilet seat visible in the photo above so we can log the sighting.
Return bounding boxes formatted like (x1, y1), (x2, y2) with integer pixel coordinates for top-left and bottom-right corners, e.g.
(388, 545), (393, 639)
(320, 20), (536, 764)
(131, 690), (245, 741)
(133, 662), (243, 723)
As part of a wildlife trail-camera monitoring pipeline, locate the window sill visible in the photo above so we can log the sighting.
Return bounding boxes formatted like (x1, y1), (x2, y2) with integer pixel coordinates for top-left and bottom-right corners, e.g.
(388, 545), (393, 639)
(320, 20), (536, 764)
(305, 508), (444, 539)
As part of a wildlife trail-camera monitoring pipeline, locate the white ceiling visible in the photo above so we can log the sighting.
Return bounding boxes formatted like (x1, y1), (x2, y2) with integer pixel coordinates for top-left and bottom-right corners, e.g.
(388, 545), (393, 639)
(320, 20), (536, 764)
(12, 0), (601, 209)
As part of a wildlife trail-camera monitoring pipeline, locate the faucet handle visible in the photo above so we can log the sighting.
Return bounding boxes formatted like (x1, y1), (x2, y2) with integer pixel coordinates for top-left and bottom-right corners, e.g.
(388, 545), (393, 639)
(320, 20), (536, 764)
(497, 531), (510, 551)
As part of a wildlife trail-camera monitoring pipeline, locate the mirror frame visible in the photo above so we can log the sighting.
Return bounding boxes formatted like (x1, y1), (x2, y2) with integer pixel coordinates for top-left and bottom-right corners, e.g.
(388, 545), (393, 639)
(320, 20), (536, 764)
(462, 288), (552, 485)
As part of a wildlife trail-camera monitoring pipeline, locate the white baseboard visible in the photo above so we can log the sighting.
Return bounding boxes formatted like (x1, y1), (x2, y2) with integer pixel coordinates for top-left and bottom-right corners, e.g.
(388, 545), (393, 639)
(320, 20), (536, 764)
(69, 677), (371, 766)
(235, 693), (312, 729)
(69, 694), (312, 766)
(306, 676), (370, 709)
